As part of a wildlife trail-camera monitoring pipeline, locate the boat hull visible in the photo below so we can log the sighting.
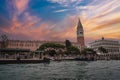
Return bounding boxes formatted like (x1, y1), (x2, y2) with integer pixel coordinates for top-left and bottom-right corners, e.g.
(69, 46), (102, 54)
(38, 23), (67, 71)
(0, 60), (50, 64)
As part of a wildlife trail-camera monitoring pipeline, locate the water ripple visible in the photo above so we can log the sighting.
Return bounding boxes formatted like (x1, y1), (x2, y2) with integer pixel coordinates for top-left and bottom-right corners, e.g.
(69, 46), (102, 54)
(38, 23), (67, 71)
(0, 61), (120, 80)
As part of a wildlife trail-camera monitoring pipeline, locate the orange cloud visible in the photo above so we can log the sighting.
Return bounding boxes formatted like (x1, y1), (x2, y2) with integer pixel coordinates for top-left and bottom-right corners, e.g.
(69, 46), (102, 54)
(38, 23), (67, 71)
(91, 18), (120, 31)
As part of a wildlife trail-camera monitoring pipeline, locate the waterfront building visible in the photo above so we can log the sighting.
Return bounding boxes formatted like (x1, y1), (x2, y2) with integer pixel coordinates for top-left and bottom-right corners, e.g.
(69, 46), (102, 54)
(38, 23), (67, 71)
(89, 37), (120, 53)
(0, 19), (85, 51)
(5, 40), (78, 51)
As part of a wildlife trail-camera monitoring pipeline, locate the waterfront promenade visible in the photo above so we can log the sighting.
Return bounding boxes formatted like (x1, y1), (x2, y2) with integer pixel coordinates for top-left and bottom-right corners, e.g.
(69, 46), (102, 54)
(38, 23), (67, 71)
(0, 48), (120, 64)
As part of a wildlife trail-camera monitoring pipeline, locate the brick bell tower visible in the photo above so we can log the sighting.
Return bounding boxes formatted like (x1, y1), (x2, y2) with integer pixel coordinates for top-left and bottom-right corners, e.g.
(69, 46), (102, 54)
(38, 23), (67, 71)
(77, 18), (85, 50)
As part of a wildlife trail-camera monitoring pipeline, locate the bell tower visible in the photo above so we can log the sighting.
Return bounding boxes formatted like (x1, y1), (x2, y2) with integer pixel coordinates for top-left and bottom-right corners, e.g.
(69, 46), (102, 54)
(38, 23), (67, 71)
(77, 18), (85, 50)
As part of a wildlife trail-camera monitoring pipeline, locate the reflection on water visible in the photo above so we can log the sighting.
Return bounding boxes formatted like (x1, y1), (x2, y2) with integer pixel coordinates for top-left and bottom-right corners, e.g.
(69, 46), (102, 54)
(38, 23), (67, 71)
(0, 61), (120, 80)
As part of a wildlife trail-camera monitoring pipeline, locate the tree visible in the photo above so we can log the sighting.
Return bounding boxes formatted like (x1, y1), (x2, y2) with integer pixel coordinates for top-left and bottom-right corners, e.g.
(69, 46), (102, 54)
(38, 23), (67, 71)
(65, 40), (72, 48)
(98, 46), (108, 53)
(44, 50), (56, 57)
(37, 42), (65, 56)
(38, 42), (65, 50)
(65, 46), (80, 55)
(81, 48), (96, 55)
(0, 34), (8, 48)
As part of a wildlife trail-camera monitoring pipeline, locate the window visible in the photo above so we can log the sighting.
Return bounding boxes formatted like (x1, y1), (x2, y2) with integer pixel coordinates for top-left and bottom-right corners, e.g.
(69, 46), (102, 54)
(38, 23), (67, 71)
(80, 32), (83, 34)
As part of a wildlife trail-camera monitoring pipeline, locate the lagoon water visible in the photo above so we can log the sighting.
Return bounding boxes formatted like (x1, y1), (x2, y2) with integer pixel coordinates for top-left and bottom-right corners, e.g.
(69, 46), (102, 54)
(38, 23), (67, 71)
(0, 61), (120, 80)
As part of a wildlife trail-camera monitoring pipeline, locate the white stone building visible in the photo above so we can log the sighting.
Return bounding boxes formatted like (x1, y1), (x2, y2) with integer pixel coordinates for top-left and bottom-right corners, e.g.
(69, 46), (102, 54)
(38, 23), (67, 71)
(89, 37), (120, 53)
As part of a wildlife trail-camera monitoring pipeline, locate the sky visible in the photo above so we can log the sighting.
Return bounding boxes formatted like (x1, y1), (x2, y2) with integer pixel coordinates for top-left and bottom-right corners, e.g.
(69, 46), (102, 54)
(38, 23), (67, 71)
(0, 0), (120, 44)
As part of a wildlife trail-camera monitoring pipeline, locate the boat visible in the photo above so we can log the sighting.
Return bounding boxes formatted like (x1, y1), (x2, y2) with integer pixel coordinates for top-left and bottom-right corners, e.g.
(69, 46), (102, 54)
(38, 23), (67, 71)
(74, 57), (95, 61)
(0, 58), (50, 64)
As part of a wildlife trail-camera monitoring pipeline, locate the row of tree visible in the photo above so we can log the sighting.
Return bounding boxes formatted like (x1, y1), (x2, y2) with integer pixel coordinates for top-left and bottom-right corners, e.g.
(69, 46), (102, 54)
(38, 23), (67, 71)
(37, 40), (80, 56)
(37, 39), (108, 56)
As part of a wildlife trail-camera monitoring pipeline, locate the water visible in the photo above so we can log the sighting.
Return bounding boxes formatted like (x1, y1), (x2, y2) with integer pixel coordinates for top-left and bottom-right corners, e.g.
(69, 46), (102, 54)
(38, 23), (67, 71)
(0, 61), (120, 80)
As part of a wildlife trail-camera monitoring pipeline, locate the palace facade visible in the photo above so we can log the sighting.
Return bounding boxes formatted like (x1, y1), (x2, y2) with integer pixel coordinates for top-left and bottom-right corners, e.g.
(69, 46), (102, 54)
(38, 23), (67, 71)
(89, 37), (120, 53)
(6, 40), (79, 51)
(0, 19), (85, 51)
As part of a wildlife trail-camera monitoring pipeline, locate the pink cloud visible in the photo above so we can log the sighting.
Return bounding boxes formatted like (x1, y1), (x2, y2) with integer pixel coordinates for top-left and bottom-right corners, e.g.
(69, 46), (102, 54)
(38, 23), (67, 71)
(2, 15), (78, 42)
(14, 0), (29, 15)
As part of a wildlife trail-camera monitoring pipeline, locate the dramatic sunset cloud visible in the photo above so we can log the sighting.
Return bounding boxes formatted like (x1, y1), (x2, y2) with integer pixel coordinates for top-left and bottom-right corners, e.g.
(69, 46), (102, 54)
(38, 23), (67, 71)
(0, 0), (120, 44)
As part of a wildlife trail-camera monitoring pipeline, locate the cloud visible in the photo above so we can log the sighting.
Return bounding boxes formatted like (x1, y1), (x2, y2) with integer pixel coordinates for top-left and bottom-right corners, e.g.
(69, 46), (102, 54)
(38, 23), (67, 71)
(54, 9), (68, 13)
(91, 17), (120, 31)
(14, 0), (29, 15)
(6, 0), (30, 23)
(2, 12), (40, 33)
(2, 14), (78, 42)
(48, 0), (82, 7)
(75, 6), (94, 10)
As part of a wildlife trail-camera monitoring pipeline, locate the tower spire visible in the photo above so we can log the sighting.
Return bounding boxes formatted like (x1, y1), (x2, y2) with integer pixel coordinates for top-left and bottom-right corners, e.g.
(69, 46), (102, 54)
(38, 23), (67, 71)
(77, 18), (83, 30)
